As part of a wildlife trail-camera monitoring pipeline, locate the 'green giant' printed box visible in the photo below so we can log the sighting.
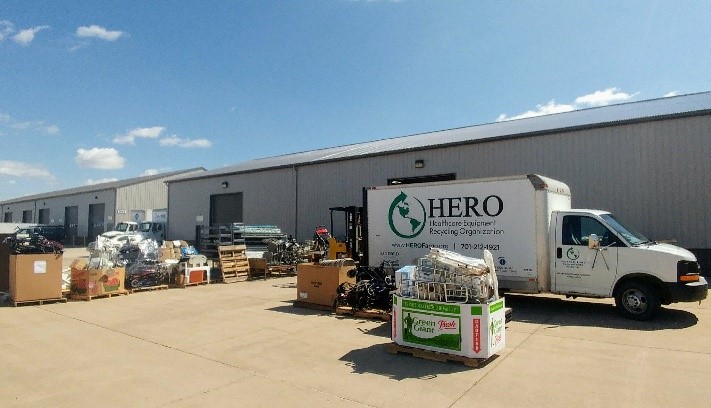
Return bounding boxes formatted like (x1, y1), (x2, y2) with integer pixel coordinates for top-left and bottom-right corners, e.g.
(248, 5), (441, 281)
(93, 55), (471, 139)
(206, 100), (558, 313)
(391, 295), (506, 359)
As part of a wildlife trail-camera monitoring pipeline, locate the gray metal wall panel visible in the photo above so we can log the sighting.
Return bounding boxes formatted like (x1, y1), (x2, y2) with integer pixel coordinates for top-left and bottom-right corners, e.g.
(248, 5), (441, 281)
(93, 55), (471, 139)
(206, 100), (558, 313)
(167, 168), (296, 241)
(115, 178), (169, 223)
(167, 114), (711, 251)
(1, 190), (116, 242)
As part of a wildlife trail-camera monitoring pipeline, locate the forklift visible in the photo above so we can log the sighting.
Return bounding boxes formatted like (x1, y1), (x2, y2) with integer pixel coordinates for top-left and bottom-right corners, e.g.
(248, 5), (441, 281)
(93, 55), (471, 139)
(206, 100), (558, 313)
(326, 206), (364, 262)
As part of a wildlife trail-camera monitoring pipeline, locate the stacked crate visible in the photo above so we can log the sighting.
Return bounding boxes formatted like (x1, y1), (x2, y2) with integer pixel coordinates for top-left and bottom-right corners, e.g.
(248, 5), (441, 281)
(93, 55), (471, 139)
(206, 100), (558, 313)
(217, 244), (249, 283)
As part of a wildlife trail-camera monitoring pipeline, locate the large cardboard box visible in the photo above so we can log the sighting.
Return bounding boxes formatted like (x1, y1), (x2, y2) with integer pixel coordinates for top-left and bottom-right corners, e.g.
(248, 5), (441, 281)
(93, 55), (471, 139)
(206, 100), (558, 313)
(296, 262), (356, 307)
(0, 241), (11, 292)
(9, 253), (63, 302)
(70, 262), (125, 297)
(391, 295), (506, 359)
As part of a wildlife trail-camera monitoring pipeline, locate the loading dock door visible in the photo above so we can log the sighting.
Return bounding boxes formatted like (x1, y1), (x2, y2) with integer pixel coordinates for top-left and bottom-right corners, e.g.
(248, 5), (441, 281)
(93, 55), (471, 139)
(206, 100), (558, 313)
(210, 193), (243, 226)
(38, 208), (50, 224)
(88, 203), (106, 239)
(65, 206), (78, 243)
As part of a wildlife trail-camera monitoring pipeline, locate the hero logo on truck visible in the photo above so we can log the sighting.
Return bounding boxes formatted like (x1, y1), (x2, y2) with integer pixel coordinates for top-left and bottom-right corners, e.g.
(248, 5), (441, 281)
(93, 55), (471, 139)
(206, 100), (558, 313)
(388, 191), (427, 238)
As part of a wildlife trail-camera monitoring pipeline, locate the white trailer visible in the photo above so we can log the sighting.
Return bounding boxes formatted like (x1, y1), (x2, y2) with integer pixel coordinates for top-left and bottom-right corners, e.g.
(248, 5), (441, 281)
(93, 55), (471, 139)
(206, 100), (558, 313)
(365, 174), (707, 320)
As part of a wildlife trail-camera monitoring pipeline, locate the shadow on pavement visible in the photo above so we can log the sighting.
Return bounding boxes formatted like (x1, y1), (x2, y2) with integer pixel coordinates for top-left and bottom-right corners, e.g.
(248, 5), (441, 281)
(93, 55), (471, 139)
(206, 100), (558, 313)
(339, 343), (476, 380)
(505, 294), (698, 330)
(266, 303), (334, 317)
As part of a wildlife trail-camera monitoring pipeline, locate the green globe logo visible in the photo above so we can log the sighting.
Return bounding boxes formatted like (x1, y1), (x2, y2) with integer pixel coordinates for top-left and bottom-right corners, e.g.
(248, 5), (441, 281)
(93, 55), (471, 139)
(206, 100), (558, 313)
(566, 247), (580, 260)
(388, 191), (427, 238)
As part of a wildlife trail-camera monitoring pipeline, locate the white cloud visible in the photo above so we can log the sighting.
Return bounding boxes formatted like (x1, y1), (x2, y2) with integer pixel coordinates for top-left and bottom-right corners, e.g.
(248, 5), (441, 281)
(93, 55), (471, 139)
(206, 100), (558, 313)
(0, 20), (15, 42)
(664, 91), (679, 97)
(86, 178), (119, 185)
(574, 88), (635, 107)
(496, 101), (575, 122)
(496, 87), (639, 122)
(140, 168), (161, 176)
(75, 147), (125, 169)
(113, 126), (165, 145)
(76, 25), (124, 41)
(0, 160), (55, 180)
(5, 118), (60, 135)
(10, 121), (32, 131)
(12, 25), (50, 46)
(159, 135), (212, 148)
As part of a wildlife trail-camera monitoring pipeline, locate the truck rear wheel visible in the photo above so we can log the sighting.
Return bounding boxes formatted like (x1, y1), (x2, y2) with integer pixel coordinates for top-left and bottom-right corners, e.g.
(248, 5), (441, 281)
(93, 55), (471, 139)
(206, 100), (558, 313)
(615, 281), (661, 321)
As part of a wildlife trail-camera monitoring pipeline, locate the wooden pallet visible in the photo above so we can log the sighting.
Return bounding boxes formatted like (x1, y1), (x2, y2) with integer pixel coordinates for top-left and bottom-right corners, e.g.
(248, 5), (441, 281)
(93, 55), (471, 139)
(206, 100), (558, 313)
(69, 290), (129, 301)
(128, 284), (169, 293)
(385, 343), (492, 368)
(218, 244), (250, 283)
(336, 306), (391, 321)
(172, 281), (209, 289)
(12, 297), (68, 307)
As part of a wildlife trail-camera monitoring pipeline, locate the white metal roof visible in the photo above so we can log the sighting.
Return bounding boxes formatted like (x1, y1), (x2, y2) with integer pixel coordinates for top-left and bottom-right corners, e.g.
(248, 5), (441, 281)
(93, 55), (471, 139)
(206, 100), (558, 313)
(173, 91), (711, 182)
(0, 167), (206, 205)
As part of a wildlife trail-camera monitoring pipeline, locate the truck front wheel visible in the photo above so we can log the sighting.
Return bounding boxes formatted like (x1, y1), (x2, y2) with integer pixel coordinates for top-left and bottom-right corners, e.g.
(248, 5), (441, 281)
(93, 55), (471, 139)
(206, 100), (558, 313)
(615, 281), (661, 321)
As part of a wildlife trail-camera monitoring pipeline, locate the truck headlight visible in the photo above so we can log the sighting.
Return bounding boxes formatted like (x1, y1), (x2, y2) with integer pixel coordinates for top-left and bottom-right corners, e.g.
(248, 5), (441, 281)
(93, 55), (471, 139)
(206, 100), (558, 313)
(677, 260), (700, 283)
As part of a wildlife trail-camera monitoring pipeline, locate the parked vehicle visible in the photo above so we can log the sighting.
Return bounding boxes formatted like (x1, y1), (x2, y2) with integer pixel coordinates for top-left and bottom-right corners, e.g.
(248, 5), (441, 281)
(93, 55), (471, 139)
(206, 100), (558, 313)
(137, 221), (166, 244)
(90, 221), (166, 251)
(365, 174), (708, 320)
(14, 224), (66, 243)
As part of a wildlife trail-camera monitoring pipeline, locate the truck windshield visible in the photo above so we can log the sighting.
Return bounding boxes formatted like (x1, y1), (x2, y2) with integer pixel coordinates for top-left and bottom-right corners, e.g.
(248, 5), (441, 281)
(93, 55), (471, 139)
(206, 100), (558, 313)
(139, 223), (152, 232)
(115, 222), (130, 232)
(600, 214), (651, 246)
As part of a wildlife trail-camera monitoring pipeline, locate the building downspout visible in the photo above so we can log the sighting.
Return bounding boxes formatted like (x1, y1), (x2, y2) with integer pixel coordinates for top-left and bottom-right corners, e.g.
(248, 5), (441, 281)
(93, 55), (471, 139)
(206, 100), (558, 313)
(293, 166), (299, 240)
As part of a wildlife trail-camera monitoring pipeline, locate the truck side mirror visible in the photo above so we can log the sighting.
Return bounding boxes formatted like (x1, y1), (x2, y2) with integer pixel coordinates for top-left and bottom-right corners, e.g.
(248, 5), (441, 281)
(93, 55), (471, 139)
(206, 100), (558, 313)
(588, 234), (600, 249)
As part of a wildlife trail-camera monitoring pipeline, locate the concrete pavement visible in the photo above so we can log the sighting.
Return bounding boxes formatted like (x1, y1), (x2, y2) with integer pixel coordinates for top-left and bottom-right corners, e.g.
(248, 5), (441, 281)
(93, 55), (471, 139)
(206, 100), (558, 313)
(1, 248), (710, 407)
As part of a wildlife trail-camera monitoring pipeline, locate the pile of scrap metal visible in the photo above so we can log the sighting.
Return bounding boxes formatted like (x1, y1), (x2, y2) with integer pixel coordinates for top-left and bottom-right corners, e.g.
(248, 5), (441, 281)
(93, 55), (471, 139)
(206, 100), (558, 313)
(262, 236), (310, 266)
(335, 262), (397, 312)
(125, 260), (169, 289)
(88, 238), (170, 289)
(2, 233), (63, 254)
(396, 248), (499, 304)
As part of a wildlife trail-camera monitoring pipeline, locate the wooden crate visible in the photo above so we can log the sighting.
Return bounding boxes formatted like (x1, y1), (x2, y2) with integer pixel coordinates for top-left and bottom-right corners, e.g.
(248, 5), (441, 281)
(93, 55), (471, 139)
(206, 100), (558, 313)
(218, 245), (249, 283)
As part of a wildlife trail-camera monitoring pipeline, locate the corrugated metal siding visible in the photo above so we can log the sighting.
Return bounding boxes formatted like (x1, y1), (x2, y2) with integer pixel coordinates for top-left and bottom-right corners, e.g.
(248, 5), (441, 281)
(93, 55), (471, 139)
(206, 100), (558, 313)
(167, 168), (296, 241)
(115, 179), (169, 223)
(167, 113), (711, 251)
(172, 92), (711, 181)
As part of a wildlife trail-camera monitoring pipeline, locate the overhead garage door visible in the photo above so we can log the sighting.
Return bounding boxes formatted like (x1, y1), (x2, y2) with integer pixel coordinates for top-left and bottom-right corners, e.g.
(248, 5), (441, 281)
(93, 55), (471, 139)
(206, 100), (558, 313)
(210, 192), (243, 226)
(88, 203), (106, 239)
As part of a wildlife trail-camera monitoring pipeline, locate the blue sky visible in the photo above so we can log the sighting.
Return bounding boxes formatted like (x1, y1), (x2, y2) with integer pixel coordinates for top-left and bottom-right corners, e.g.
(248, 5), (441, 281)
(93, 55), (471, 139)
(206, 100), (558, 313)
(1, 1), (709, 201)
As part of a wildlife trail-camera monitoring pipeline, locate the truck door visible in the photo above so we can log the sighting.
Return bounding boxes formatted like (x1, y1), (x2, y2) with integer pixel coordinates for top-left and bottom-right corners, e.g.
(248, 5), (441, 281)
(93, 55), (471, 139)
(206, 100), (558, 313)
(553, 213), (619, 296)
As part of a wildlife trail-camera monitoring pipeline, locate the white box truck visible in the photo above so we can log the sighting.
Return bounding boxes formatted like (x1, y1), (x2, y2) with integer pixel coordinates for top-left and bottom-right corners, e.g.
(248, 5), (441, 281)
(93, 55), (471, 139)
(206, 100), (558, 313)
(365, 174), (707, 320)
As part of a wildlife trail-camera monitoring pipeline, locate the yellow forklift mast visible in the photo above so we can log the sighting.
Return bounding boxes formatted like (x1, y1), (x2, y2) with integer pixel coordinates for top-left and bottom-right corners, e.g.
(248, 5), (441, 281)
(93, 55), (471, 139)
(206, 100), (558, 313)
(326, 206), (363, 262)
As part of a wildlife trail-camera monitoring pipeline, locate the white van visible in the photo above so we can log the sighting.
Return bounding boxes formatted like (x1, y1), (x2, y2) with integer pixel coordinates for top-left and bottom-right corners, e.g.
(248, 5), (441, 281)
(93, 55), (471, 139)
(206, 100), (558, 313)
(365, 174), (707, 320)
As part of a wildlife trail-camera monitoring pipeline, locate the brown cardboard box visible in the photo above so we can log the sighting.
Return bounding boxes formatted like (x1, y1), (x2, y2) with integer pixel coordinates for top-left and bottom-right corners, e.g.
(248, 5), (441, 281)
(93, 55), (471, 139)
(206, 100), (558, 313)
(0, 241), (11, 292)
(296, 262), (356, 307)
(70, 266), (125, 297)
(9, 253), (63, 302)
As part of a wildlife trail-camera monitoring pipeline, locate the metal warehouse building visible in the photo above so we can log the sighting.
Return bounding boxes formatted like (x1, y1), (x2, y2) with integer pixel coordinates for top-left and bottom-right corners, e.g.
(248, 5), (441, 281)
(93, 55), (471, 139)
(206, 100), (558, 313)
(167, 92), (711, 272)
(1, 168), (204, 245)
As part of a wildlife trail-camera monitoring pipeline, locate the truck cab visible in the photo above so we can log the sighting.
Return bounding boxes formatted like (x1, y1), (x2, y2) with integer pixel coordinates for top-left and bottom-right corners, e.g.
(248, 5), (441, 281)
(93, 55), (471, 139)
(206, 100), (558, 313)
(138, 221), (166, 243)
(551, 210), (707, 320)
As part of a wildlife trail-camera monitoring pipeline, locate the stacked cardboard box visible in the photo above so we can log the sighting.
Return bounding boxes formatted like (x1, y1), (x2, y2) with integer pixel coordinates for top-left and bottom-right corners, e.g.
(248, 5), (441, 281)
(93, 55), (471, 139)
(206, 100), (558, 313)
(159, 240), (193, 262)
(69, 259), (126, 298)
(296, 261), (356, 307)
(9, 253), (63, 303)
